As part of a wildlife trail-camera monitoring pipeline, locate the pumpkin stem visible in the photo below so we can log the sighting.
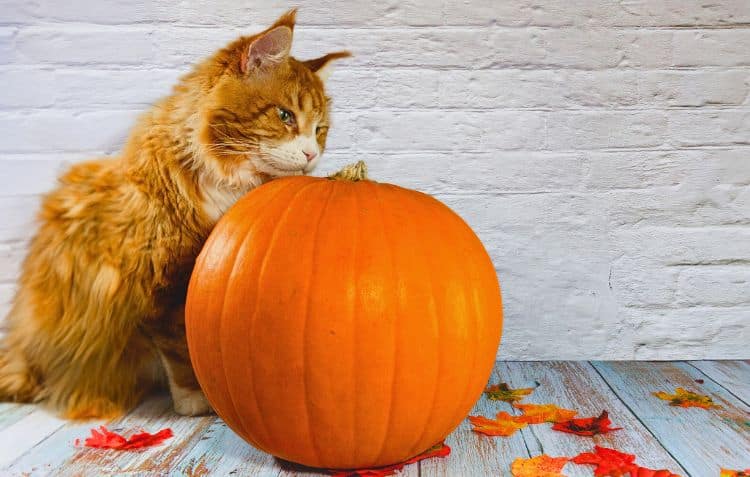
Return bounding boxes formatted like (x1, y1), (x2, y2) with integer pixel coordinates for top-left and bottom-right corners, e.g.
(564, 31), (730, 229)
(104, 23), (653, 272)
(327, 161), (368, 181)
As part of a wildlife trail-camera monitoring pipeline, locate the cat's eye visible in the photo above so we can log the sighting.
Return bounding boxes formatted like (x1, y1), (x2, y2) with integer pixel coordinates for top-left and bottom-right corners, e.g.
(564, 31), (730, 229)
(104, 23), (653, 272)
(277, 108), (294, 125)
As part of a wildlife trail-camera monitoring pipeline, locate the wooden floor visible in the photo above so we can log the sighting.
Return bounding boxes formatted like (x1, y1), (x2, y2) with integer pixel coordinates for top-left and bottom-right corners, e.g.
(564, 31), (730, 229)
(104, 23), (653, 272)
(0, 361), (747, 476)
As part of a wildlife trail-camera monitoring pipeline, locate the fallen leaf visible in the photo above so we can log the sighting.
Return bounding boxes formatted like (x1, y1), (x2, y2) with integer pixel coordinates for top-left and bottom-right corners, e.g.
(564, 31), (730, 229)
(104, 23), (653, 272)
(572, 446), (636, 476)
(721, 469), (750, 477)
(572, 446), (681, 477)
(552, 410), (622, 436)
(79, 426), (173, 450)
(329, 442), (450, 477)
(513, 403), (578, 424)
(469, 411), (528, 437)
(652, 388), (721, 409)
(485, 382), (535, 403)
(511, 454), (569, 476)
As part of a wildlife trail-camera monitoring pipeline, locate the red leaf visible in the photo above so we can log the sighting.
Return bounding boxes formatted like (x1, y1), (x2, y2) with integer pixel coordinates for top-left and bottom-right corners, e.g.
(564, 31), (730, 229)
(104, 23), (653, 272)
(328, 442), (450, 477)
(572, 446), (636, 476)
(80, 426), (173, 450)
(572, 446), (682, 477)
(552, 410), (622, 436)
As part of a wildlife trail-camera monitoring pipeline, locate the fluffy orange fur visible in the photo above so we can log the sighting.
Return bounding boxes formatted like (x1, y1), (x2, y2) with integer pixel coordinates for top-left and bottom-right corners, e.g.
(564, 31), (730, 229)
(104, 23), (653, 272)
(0, 9), (349, 419)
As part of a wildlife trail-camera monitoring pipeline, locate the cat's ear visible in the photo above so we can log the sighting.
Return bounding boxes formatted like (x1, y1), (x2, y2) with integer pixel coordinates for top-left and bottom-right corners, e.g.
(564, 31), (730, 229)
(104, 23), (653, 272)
(270, 8), (297, 31)
(303, 51), (352, 82)
(241, 26), (292, 74)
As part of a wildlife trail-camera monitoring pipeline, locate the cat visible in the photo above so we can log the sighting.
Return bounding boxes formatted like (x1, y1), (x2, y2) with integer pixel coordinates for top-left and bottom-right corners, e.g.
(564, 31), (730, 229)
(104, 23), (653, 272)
(0, 8), (349, 419)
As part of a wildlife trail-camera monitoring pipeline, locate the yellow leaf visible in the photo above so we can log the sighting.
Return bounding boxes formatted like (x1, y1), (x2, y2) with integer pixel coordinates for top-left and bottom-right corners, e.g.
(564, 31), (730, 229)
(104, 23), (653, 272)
(511, 455), (569, 477)
(513, 403), (578, 424)
(469, 411), (527, 437)
(652, 388), (721, 410)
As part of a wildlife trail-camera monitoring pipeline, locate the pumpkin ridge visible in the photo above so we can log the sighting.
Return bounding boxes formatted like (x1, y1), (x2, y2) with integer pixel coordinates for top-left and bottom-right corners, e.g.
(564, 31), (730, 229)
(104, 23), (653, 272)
(349, 181), (361, 464)
(369, 183), (401, 465)
(217, 178), (303, 447)
(299, 182), (337, 466)
(400, 188), (443, 457)
(193, 179), (295, 446)
(246, 180), (323, 454)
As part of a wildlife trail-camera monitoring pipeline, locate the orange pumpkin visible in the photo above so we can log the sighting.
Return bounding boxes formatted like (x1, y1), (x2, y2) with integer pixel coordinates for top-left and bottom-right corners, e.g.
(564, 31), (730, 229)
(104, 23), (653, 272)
(185, 164), (503, 469)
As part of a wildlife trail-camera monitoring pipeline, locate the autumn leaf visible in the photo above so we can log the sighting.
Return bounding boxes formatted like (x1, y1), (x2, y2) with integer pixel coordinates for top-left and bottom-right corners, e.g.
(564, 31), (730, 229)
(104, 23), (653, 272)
(721, 469), (750, 477)
(572, 446), (681, 477)
(511, 454), (569, 477)
(469, 411), (528, 437)
(652, 388), (721, 410)
(328, 442), (450, 477)
(77, 426), (173, 450)
(485, 382), (535, 403)
(513, 403), (578, 424)
(552, 410), (622, 436)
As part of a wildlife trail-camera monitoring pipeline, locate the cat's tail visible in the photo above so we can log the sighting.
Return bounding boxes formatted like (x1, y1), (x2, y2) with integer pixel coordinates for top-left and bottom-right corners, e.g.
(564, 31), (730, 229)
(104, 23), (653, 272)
(0, 346), (42, 403)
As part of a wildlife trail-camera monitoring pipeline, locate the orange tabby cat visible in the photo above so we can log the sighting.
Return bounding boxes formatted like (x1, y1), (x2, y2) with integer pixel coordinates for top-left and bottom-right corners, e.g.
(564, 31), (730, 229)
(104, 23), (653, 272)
(0, 9), (349, 419)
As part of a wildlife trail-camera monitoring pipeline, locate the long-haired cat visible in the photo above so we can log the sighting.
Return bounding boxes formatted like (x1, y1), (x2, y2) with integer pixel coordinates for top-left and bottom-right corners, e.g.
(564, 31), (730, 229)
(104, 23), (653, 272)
(0, 9), (349, 419)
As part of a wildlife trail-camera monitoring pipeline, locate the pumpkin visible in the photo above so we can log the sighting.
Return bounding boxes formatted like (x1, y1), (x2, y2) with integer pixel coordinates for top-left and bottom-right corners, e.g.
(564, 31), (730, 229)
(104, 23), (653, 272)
(185, 162), (503, 469)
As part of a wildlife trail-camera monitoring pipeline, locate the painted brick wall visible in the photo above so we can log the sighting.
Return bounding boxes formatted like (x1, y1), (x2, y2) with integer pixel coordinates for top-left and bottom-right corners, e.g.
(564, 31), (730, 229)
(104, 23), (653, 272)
(0, 1), (748, 359)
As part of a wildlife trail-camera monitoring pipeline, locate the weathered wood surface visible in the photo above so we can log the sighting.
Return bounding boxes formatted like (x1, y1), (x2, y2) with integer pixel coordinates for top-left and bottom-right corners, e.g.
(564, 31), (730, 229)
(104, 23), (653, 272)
(592, 361), (750, 476)
(497, 361), (686, 476)
(688, 360), (750, 405)
(0, 361), (747, 476)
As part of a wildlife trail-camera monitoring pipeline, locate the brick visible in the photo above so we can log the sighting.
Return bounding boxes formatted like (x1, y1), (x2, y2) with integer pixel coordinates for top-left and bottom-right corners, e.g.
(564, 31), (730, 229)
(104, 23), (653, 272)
(16, 26), (156, 65)
(0, 110), (140, 153)
(319, 151), (585, 193)
(0, 68), (56, 107)
(0, 28), (17, 63)
(0, 196), (41, 243)
(638, 70), (750, 107)
(443, 0), (750, 27)
(669, 110), (750, 147)
(673, 30), (750, 67)
(678, 267), (750, 306)
(0, 241), (27, 282)
(584, 149), (750, 191)
(546, 111), (668, 149)
(0, 155), (80, 195)
(53, 68), (181, 106)
(489, 29), (671, 69)
(349, 111), (546, 151)
(628, 307), (750, 360)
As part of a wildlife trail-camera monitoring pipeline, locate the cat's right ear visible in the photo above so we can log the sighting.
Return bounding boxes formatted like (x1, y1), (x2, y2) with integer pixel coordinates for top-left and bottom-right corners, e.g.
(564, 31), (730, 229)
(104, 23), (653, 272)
(240, 26), (292, 75)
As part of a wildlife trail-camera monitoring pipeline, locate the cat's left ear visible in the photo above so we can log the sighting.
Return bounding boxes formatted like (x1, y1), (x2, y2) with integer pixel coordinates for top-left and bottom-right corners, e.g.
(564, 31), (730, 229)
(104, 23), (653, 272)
(303, 51), (352, 82)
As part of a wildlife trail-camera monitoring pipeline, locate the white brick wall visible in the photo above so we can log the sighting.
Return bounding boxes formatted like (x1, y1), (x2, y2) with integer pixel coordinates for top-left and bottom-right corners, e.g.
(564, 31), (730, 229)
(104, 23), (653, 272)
(0, 1), (748, 360)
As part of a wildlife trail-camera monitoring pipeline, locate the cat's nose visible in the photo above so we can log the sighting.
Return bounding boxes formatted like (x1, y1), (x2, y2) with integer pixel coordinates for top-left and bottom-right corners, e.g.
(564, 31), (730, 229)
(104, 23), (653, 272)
(303, 150), (318, 162)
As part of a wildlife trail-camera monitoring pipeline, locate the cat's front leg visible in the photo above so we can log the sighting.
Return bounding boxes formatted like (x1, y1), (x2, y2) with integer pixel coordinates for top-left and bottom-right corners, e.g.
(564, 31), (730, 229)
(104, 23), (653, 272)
(146, 305), (212, 416)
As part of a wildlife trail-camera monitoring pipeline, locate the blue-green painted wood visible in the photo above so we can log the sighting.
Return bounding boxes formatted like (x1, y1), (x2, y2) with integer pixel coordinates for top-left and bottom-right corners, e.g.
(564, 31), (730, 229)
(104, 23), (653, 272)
(688, 360), (750, 405)
(497, 361), (686, 476)
(592, 361), (750, 476)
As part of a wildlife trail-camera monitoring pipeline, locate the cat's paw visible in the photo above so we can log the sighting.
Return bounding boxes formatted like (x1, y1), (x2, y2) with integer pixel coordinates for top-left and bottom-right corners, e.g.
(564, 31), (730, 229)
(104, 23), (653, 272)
(172, 387), (213, 416)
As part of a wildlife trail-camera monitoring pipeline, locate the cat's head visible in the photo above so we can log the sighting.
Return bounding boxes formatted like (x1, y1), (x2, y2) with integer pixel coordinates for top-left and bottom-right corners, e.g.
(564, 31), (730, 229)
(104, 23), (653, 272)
(193, 9), (349, 187)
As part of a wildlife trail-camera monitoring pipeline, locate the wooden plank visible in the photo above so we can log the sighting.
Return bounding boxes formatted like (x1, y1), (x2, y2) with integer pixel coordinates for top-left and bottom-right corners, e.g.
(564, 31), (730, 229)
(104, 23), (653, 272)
(688, 360), (750, 405)
(0, 408), (66, 468)
(496, 361), (686, 477)
(170, 417), (280, 477)
(5, 394), (214, 476)
(593, 361), (750, 476)
(420, 363), (530, 477)
(0, 402), (36, 430)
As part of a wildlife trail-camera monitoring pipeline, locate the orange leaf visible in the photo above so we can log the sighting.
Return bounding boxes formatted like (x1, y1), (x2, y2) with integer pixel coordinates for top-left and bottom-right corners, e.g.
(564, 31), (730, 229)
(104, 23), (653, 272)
(721, 469), (750, 477)
(328, 442), (450, 477)
(552, 410), (622, 436)
(485, 382), (535, 403)
(652, 388), (720, 409)
(513, 403), (578, 424)
(469, 411), (527, 437)
(511, 454), (569, 477)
